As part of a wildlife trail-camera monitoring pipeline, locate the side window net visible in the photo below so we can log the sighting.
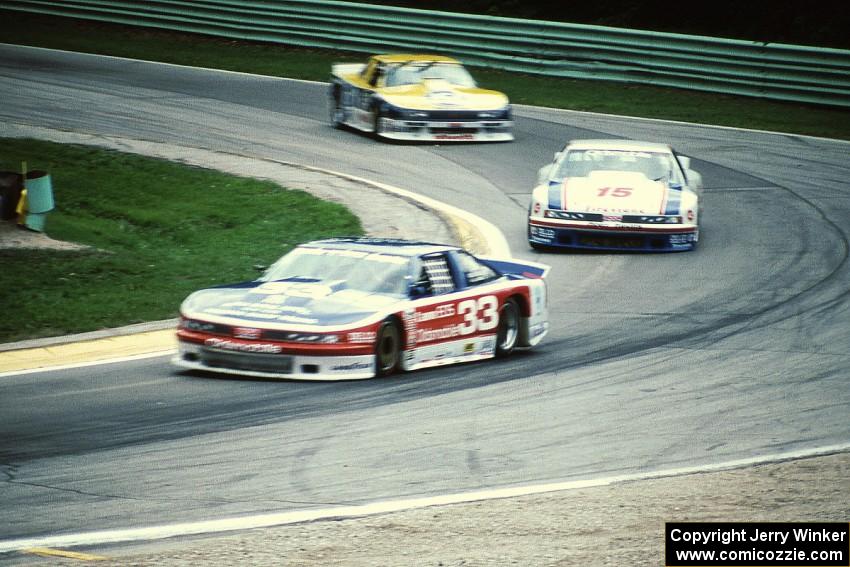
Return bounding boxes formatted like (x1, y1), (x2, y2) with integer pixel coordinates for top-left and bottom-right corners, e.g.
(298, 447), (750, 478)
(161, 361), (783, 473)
(422, 256), (455, 294)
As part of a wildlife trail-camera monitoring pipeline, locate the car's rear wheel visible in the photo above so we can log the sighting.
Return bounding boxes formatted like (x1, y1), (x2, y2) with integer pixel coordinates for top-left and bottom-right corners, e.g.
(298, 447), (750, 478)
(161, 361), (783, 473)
(330, 85), (344, 128)
(496, 298), (520, 357)
(375, 319), (402, 376)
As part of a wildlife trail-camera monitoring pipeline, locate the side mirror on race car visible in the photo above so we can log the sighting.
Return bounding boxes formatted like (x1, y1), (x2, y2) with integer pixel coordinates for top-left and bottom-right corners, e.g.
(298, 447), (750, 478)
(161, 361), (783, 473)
(409, 282), (431, 298)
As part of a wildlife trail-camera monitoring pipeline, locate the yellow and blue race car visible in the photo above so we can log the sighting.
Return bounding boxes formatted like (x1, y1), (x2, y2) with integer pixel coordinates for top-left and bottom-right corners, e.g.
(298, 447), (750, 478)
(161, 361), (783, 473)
(329, 54), (513, 142)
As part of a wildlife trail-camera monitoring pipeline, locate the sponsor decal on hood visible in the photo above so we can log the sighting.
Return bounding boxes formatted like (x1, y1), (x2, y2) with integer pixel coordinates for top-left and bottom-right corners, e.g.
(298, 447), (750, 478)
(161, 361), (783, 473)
(185, 279), (399, 327)
(381, 84), (508, 111)
(548, 172), (681, 215)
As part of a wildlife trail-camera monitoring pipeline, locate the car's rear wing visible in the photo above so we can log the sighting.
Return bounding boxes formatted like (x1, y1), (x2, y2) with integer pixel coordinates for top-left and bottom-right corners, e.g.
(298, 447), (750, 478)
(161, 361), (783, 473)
(480, 257), (550, 279)
(331, 63), (366, 79)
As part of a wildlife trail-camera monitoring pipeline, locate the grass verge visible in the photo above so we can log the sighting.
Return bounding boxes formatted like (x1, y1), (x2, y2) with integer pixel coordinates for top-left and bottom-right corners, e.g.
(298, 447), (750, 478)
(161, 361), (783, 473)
(3, 10), (850, 140)
(0, 138), (362, 342)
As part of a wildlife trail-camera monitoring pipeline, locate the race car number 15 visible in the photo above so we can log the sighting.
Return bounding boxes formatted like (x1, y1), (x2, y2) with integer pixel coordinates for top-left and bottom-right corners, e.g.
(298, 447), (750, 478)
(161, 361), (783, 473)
(457, 295), (499, 335)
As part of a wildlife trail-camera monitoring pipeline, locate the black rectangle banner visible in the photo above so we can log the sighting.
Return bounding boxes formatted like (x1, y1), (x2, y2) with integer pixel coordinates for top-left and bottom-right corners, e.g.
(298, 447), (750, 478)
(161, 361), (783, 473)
(666, 522), (849, 566)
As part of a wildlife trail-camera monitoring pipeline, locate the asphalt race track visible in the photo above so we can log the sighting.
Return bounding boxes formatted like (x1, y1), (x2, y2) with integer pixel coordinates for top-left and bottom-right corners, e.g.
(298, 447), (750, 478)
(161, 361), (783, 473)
(0, 45), (848, 543)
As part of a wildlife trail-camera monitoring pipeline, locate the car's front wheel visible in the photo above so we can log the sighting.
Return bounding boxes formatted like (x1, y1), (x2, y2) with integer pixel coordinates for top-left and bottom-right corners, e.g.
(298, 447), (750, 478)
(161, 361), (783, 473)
(373, 107), (386, 138)
(375, 318), (402, 376)
(496, 298), (520, 357)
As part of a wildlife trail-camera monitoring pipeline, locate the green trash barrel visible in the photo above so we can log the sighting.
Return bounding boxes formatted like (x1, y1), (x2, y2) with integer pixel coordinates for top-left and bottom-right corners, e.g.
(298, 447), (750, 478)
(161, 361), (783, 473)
(25, 212), (48, 232)
(24, 170), (54, 232)
(25, 171), (54, 213)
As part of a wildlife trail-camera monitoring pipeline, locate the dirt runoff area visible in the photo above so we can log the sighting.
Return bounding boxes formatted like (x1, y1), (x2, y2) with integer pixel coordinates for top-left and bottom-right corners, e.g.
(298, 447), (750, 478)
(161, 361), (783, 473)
(0, 219), (88, 251)
(17, 451), (847, 566)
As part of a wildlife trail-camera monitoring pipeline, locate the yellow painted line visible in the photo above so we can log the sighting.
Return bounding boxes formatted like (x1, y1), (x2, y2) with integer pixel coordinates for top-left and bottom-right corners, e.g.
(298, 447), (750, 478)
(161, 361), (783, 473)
(0, 330), (176, 373)
(24, 547), (108, 561)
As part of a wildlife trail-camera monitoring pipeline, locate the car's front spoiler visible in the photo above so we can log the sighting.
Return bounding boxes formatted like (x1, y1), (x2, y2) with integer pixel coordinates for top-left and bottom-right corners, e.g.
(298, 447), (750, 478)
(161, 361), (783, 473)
(173, 341), (376, 380)
(378, 118), (513, 142)
(528, 220), (698, 252)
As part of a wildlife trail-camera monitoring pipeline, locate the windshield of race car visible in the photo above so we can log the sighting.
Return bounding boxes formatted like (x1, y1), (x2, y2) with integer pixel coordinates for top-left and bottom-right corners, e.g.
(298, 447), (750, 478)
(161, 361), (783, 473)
(261, 247), (411, 296)
(385, 62), (477, 88)
(553, 150), (686, 185)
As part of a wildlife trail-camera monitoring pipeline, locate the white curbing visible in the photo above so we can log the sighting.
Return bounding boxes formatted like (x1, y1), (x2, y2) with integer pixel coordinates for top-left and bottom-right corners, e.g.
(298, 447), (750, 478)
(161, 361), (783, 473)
(290, 164), (511, 258)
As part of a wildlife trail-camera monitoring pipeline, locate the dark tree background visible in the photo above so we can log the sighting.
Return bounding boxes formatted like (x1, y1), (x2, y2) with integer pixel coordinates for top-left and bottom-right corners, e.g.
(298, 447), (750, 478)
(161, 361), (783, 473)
(359, 1), (850, 49)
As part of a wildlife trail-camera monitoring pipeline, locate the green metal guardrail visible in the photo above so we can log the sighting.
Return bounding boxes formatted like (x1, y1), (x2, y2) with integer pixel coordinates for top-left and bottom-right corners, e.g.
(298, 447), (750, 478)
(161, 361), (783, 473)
(3, 0), (850, 107)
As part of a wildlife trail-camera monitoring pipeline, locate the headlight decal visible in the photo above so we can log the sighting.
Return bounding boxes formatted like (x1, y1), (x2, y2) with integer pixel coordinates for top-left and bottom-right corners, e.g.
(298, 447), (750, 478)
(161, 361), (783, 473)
(264, 330), (340, 343)
(622, 215), (683, 224)
(544, 210), (603, 221)
(181, 317), (230, 335)
(477, 106), (510, 119)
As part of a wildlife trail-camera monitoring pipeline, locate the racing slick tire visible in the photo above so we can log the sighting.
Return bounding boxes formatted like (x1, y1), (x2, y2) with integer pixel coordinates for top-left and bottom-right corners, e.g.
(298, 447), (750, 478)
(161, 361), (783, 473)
(495, 298), (520, 357)
(372, 107), (387, 139)
(330, 85), (344, 128)
(375, 318), (402, 376)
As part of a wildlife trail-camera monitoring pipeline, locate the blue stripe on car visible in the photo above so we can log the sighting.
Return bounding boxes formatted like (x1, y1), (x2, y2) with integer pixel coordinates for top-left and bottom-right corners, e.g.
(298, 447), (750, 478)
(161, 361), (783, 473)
(664, 184), (683, 215)
(547, 181), (562, 210)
